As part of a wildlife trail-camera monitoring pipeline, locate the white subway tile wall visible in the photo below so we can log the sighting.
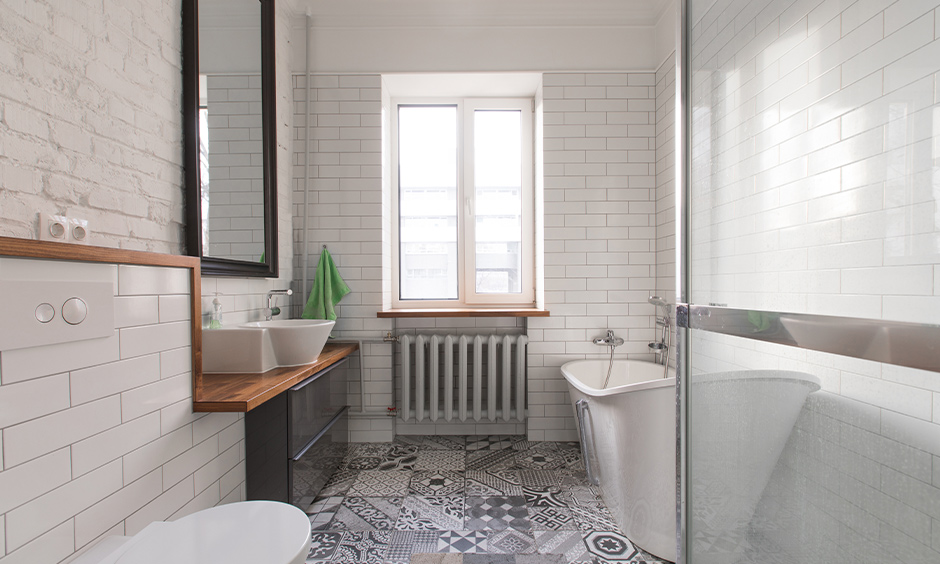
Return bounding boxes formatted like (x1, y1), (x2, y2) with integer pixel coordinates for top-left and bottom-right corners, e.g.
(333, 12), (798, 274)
(655, 55), (677, 305)
(689, 0), (940, 562)
(292, 73), (395, 442)
(0, 259), (243, 563)
(204, 74), (266, 262)
(0, 0), (185, 251)
(690, 0), (940, 324)
(528, 72), (661, 441)
(292, 72), (669, 441)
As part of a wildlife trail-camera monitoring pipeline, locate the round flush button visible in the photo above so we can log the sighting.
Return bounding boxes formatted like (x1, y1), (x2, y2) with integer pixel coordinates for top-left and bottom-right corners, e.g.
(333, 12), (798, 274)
(35, 303), (55, 323)
(62, 297), (88, 325)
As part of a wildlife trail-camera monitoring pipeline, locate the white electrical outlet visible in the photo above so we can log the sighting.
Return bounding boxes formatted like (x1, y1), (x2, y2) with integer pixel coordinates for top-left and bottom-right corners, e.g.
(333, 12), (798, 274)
(69, 217), (90, 244)
(39, 213), (69, 242)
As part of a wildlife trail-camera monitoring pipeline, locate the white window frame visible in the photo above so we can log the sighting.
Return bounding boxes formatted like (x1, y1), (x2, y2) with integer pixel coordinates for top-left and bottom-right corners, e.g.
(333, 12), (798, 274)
(391, 97), (534, 308)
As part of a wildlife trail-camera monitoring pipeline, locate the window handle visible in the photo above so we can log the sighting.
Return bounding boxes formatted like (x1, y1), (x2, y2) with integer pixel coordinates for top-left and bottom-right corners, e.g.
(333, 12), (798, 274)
(465, 197), (473, 217)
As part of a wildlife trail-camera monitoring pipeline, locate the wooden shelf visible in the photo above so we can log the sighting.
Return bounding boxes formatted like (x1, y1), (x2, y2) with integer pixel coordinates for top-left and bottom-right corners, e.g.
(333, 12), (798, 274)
(193, 342), (358, 412)
(377, 308), (549, 318)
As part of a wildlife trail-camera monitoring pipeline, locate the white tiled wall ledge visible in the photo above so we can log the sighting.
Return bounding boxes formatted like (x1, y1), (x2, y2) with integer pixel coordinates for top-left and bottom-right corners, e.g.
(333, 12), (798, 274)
(0, 239), (245, 564)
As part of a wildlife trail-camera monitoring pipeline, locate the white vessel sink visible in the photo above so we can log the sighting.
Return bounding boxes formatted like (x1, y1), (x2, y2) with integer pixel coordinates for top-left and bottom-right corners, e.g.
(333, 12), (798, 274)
(202, 319), (335, 374)
(202, 327), (278, 374)
(240, 319), (335, 368)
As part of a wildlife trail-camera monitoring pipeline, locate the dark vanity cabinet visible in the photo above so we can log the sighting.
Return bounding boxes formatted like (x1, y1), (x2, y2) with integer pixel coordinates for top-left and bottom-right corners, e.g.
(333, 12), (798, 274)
(245, 358), (349, 509)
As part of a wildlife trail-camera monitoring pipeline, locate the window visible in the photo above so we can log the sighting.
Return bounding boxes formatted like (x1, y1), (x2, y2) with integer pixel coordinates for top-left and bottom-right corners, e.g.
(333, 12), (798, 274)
(392, 98), (534, 307)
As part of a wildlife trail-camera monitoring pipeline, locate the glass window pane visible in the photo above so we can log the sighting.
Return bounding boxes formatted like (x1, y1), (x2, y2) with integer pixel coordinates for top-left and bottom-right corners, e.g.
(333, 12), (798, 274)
(474, 110), (522, 294)
(398, 106), (458, 300)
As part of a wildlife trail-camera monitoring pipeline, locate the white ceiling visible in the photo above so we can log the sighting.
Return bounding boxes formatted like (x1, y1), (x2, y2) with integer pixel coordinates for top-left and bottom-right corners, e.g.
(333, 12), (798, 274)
(285, 0), (674, 28)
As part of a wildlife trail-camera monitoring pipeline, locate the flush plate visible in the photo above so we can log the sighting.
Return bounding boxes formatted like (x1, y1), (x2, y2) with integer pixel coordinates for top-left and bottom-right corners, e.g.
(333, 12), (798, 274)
(0, 280), (114, 351)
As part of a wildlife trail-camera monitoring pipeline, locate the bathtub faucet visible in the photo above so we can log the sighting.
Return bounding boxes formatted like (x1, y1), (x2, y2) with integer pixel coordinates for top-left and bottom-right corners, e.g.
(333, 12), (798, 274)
(648, 296), (671, 367)
(593, 330), (624, 347)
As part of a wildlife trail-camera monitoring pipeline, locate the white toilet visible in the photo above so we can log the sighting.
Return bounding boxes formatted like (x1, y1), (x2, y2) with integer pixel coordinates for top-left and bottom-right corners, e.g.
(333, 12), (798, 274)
(72, 501), (311, 564)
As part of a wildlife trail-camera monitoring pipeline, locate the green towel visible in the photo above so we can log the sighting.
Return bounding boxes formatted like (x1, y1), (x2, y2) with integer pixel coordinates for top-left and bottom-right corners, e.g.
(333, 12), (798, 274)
(302, 248), (350, 321)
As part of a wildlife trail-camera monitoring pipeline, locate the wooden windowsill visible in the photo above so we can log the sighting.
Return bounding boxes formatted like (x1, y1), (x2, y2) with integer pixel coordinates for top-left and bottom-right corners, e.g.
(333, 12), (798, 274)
(377, 308), (549, 318)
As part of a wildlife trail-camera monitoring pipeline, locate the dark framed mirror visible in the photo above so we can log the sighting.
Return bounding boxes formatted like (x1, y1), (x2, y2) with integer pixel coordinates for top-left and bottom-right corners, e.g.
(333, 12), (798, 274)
(183, 0), (277, 277)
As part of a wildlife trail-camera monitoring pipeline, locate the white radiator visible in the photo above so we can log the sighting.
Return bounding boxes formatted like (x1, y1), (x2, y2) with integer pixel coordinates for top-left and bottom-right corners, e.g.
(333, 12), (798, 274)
(398, 334), (528, 423)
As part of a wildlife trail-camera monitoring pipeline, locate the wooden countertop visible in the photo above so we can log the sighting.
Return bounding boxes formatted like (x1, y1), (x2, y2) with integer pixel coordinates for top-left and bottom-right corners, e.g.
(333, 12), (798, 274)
(193, 342), (358, 412)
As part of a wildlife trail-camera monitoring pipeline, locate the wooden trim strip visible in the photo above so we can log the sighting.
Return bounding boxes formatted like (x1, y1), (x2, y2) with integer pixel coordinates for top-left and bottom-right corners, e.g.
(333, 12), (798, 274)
(0, 236), (200, 269)
(377, 308), (550, 318)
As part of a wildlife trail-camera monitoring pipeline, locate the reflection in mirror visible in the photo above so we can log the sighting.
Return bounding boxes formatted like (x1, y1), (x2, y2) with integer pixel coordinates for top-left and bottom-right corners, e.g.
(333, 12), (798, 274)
(199, 0), (263, 262)
(184, 0), (276, 277)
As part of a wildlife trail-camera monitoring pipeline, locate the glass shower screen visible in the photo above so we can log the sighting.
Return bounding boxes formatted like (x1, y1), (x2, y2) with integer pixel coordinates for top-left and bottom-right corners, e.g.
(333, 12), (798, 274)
(682, 0), (940, 563)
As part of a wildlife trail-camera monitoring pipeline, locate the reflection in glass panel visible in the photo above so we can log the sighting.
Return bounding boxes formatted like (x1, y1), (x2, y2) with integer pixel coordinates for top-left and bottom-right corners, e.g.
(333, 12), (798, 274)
(686, 0), (940, 563)
(398, 106), (458, 300)
(474, 110), (522, 294)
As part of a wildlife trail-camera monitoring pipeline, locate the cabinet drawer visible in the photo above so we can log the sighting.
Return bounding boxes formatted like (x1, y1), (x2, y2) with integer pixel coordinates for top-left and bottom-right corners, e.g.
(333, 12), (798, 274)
(288, 357), (347, 458)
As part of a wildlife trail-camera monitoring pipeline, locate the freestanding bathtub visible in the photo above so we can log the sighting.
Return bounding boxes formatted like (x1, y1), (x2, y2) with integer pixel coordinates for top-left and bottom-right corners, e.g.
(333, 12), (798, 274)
(562, 360), (677, 562)
(563, 360), (821, 564)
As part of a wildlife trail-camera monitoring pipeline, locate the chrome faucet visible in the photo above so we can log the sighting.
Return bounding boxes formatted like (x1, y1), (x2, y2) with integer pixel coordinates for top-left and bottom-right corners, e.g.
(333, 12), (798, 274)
(265, 289), (292, 321)
(648, 296), (671, 367)
(593, 330), (624, 347)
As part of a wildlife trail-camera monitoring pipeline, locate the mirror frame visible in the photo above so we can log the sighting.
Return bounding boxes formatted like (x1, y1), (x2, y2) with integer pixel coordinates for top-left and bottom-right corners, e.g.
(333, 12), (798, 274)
(182, 0), (278, 277)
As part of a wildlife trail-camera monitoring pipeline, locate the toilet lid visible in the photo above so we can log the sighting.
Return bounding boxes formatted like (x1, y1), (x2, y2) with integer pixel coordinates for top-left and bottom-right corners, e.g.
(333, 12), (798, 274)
(114, 501), (311, 564)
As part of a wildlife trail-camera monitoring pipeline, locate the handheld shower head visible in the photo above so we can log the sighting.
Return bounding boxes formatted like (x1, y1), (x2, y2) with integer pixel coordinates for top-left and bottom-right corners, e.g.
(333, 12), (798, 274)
(648, 295), (668, 307)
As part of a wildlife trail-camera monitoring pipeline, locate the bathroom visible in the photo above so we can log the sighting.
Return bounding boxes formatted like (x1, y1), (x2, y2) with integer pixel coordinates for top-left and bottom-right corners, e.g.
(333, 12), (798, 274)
(1, 0), (939, 563)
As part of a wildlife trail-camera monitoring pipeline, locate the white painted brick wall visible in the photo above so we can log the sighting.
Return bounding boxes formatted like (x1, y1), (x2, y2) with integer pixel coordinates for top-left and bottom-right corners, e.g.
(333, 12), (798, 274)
(0, 0), (185, 252)
(528, 72), (659, 441)
(0, 258), (243, 564)
(689, 0), (940, 561)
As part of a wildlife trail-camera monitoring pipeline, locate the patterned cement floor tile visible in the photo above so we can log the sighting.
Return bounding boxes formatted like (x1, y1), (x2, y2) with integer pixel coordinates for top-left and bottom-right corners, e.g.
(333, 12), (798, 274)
(583, 531), (639, 562)
(307, 531), (345, 562)
(570, 502), (622, 533)
(515, 470), (571, 487)
(328, 496), (402, 530)
(521, 486), (567, 508)
(515, 554), (566, 564)
(487, 529), (537, 554)
(514, 449), (567, 470)
(396, 495), (465, 530)
(319, 468), (359, 497)
(384, 531), (419, 564)
(414, 450), (465, 471)
(378, 445), (420, 471)
(307, 495), (344, 530)
(532, 530), (595, 564)
(410, 471), (465, 496)
(465, 471), (523, 497)
(345, 456), (383, 470)
(465, 496), (530, 531)
(436, 531), (488, 553)
(559, 485), (603, 507)
(528, 506), (578, 531)
(409, 553), (465, 564)
(462, 555), (514, 564)
(332, 530), (390, 564)
(466, 436), (523, 451)
(466, 449), (516, 472)
(396, 435), (467, 450)
(348, 470), (412, 497)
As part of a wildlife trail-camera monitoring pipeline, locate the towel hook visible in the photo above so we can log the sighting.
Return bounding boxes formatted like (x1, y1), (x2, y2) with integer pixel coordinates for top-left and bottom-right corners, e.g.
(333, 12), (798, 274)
(322, 244), (327, 250)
